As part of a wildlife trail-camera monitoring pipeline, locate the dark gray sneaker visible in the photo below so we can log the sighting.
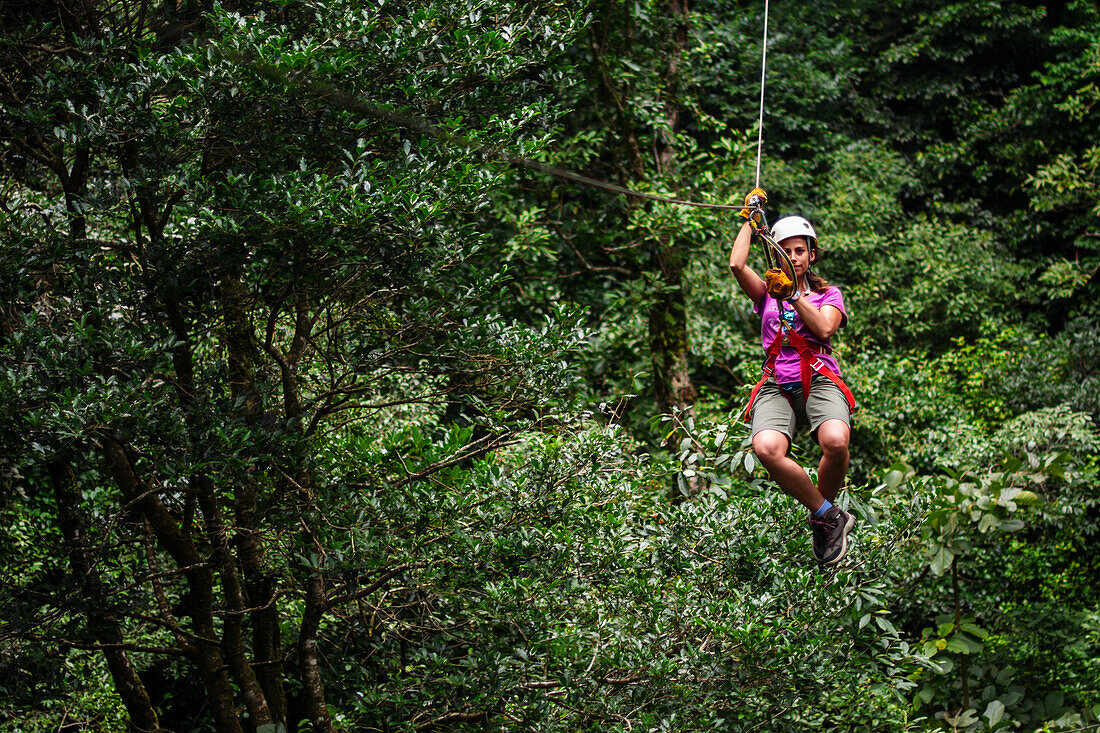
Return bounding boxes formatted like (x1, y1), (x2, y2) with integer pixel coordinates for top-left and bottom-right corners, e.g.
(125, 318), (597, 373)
(808, 511), (826, 562)
(810, 506), (855, 565)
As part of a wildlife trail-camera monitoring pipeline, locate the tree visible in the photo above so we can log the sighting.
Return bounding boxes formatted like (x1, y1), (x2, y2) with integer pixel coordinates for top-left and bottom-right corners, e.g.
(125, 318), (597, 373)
(5, 1), (1100, 730)
(494, 0), (755, 493)
(0, 1), (589, 729)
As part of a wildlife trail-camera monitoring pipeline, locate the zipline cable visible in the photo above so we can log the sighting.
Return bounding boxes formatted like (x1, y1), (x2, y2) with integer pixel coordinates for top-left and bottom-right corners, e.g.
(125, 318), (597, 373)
(233, 0), (775, 216)
(743, 1), (799, 281)
(754, 0), (770, 189)
(238, 38), (798, 277)
(238, 50), (746, 212)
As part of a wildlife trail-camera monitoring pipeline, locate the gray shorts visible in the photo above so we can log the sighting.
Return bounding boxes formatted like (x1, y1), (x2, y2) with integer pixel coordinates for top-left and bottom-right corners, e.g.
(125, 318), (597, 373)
(750, 375), (852, 445)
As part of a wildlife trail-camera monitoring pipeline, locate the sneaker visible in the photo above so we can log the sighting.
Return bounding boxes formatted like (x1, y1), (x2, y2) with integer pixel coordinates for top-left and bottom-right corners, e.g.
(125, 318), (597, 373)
(808, 511), (826, 562)
(810, 506), (855, 566)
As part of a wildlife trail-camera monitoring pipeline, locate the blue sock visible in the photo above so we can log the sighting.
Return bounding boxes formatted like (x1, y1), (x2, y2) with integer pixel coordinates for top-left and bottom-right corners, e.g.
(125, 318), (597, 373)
(813, 499), (834, 518)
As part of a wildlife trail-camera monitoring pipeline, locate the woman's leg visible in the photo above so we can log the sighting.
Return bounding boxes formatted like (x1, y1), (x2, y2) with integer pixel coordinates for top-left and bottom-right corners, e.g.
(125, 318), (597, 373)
(815, 418), (850, 502)
(752, 429), (827, 512)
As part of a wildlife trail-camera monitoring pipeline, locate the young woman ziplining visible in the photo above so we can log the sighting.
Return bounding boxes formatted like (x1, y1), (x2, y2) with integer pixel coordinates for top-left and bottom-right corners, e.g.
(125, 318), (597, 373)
(728, 188), (857, 566)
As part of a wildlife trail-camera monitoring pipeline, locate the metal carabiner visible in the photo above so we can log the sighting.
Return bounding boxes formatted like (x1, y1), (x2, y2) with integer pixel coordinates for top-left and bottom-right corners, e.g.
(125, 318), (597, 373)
(747, 206), (797, 285)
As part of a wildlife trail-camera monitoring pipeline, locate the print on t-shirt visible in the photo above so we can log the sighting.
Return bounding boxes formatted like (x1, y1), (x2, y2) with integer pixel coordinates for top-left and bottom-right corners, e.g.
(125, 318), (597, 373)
(779, 303), (796, 345)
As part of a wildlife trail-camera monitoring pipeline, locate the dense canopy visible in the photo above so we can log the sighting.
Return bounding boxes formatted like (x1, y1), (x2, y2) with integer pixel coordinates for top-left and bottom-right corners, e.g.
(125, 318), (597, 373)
(1, 1), (1098, 731)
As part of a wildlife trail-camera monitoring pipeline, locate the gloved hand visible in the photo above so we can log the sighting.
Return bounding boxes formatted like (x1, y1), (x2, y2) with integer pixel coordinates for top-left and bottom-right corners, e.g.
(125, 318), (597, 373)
(738, 187), (767, 224)
(764, 267), (794, 300)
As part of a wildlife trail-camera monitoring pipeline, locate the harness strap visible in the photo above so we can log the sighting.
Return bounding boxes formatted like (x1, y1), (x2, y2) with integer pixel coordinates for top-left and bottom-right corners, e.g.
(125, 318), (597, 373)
(742, 327), (856, 422)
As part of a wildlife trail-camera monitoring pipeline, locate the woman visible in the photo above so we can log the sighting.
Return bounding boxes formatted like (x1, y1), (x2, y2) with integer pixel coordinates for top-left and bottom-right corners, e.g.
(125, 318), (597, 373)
(728, 188), (856, 565)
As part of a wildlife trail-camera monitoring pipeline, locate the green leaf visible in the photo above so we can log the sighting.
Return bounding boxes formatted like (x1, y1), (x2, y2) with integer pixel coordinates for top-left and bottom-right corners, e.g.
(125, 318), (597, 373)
(1013, 490), (1042, 506)
(930, 545), (954, 576)
(983, 699), (1005, 726)
(955, 633), (984, 653)
(960, 622), (989, 640)
(874, 615), (897, 636)
(945, 708), (978, 727)
(944, 637), (971, 654)
(883, 467), (907, 490)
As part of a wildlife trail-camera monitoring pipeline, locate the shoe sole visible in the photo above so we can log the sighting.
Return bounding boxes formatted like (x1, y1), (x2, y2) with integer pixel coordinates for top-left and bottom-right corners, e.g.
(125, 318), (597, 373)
(822, 512), (856, 566)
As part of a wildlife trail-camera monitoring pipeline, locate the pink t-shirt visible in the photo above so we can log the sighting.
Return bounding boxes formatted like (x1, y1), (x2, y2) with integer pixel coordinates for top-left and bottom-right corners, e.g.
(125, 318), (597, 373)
(753, 288), (847, 384)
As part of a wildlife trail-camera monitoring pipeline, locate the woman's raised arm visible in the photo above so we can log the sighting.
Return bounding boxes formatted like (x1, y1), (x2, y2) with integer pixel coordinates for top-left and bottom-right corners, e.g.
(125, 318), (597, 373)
(729, 220), (767, 307)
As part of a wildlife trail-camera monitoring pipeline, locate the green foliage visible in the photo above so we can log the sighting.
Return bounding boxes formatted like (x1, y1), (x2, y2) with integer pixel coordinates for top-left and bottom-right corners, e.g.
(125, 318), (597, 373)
(309, 421), (926, 731)
(3, 0), (1100, 731)
(1029, 146), (1100, 218)
(894, 460), (1045, 578)
(861, 441), (1099, 731)
(0, 650), (130, 733)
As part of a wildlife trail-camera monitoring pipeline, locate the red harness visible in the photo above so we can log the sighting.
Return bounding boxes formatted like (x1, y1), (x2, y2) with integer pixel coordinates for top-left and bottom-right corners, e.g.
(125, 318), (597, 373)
(743, 324), (857, 422)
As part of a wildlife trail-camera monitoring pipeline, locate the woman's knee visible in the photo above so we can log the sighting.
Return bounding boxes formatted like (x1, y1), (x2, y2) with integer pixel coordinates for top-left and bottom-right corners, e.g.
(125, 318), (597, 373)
(816, 420), (850, 457)
(752, 430), (790, 463)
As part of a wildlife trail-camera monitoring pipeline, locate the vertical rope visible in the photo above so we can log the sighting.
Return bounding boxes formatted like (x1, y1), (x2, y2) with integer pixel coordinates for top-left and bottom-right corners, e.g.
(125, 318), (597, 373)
(754, 0), (770, 189)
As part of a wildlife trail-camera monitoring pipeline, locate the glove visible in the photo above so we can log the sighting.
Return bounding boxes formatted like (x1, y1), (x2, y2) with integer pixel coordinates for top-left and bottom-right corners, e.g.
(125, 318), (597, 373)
(764, 267), (794, 300)
(738, 187), (767, 224)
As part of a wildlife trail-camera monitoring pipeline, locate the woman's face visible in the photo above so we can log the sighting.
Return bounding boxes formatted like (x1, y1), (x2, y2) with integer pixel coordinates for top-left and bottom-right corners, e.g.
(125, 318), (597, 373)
(778, 236), (814, 279)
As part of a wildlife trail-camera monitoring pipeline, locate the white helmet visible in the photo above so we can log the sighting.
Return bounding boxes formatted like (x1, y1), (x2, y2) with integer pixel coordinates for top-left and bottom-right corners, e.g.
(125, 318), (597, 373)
(770, 216), (818, 250)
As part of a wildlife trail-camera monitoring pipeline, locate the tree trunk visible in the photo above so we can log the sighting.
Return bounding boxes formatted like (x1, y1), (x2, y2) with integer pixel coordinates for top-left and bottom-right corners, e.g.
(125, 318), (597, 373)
(649, 0), (703, 495)
(266, 280), (335, 733)
(220, 273), (289, 724)
(298, 573), (335, 733)
(47, 457), (163, 733)
(100, 433), (244, 733)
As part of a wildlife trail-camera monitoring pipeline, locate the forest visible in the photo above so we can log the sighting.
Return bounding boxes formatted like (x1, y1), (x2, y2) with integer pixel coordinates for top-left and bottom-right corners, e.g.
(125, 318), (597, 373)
(1, 0), (1098, 731)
